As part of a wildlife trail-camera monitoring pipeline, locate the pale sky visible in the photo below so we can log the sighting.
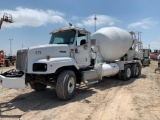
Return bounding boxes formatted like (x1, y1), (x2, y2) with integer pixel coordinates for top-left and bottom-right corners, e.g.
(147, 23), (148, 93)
(0, 0), (160, 55)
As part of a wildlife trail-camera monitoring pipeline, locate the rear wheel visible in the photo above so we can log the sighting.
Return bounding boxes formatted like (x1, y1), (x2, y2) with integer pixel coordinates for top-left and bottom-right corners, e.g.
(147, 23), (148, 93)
(122, 64), (131, 81)
(30, 82), (47, 91)
(118, 71), (123, 80)
(56, 70), (76, 100)
(131, 64), (139, 78)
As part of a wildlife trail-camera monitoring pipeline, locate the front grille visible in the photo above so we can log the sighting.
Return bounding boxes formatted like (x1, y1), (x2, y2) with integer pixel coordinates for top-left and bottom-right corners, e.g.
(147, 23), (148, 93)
(16, 49), (28, 71)
(33, 63), (47, 72)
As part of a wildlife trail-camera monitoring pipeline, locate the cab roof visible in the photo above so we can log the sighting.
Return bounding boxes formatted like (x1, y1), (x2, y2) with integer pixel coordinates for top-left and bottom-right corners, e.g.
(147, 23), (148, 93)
(50, 26), (90, 34)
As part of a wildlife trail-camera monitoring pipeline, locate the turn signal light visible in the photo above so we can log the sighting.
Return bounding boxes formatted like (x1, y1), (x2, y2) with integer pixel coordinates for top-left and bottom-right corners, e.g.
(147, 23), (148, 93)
(46, 55), (50, 60)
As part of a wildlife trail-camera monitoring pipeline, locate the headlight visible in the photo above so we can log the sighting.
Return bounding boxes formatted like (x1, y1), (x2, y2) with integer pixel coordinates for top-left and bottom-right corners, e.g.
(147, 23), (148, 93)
(33, 63), (47, 72)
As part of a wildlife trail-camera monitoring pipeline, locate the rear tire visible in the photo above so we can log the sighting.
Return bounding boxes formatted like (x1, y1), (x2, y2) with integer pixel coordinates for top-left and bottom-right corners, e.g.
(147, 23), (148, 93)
(122, 64), (131, 81)
(131, 64), (139, 78)
(56, 70), (76, 100)
(118, 71), (123, 80)
(30, 82), (47, 91)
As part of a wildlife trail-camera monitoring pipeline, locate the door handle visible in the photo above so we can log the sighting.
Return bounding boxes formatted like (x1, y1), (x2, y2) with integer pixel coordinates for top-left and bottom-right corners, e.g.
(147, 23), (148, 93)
(75, 49), (79, 54)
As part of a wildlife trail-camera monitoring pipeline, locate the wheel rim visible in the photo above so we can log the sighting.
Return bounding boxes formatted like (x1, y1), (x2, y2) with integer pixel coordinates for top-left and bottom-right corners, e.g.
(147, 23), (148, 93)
(135, 66), (139, 76)
(127, 68), (131, 78)
(68, 77), (75, 94)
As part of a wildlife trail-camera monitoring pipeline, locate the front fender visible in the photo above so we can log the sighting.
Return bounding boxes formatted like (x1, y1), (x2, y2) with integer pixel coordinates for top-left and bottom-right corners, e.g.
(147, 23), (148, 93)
(28, 57), (79, 74)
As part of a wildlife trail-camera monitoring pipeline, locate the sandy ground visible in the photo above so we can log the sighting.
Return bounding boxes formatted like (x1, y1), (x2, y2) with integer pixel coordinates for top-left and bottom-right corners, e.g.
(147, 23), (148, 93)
(0, 61), (160, 120)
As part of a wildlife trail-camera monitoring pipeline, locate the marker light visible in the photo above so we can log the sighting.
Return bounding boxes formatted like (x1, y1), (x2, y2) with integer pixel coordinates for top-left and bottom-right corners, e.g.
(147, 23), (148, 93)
(46, 55), (50, 60)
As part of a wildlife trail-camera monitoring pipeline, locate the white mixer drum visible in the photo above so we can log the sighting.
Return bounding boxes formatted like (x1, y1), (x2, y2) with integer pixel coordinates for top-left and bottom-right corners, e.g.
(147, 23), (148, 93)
(91, 27), (133, 62)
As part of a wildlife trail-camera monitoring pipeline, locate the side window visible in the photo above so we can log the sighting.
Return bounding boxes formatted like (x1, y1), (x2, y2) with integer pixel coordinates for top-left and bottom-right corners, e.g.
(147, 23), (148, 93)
(76, 36), (86, 46)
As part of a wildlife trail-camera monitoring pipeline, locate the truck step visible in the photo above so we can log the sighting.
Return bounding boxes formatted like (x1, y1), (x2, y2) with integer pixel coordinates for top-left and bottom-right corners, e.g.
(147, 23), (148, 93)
(84, 79), (99, 85)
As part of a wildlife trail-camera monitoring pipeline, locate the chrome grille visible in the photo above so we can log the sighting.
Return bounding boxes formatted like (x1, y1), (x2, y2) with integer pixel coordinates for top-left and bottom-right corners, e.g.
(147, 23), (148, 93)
(16, 49), (28, 71)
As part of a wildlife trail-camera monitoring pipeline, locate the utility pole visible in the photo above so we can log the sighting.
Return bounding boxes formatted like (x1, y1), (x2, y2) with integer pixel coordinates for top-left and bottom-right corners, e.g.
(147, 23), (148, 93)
(94, 15), (97, 32)
(9, 39), (13, 56)
(149, 44), (151, 54)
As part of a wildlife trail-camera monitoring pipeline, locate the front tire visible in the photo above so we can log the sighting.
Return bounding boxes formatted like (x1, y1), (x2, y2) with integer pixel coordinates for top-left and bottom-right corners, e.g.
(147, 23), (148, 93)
(56, 70), (76, 100)
(30, 82), (47, 91)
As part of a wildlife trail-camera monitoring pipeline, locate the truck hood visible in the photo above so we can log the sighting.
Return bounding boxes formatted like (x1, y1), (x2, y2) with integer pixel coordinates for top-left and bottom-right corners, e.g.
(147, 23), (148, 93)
(16, 44), (70, 72)
(28, 44), (70, 62)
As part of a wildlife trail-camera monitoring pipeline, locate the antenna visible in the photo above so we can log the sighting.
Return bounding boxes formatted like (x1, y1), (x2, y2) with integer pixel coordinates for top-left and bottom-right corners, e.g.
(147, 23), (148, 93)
(94, 15), (97, 32)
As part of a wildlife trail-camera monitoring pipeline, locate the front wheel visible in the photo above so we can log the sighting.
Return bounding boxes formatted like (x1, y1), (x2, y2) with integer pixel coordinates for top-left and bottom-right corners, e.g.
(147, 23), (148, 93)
(56, 70), (76, 100)
(30, 82), (47, 91)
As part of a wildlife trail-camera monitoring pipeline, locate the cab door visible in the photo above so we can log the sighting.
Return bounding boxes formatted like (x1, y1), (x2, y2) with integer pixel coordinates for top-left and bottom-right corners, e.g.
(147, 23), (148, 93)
(74, 32), (91, 68)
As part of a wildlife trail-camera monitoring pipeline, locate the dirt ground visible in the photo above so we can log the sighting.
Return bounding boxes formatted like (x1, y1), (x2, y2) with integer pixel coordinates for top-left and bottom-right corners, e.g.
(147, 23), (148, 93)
(0, 61), (160, 120)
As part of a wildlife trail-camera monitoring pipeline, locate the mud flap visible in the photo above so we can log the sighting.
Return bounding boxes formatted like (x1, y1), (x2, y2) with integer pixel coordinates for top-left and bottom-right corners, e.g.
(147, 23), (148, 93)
(0, 75), (25, 89)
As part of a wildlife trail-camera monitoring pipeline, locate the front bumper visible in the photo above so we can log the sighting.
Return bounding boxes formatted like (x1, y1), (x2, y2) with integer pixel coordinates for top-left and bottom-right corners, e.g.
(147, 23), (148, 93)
(0, 70), (25, 89)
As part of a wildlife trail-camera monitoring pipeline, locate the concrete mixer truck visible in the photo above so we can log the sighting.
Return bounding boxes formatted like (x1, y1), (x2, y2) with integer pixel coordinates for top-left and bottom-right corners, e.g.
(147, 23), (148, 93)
(0, 26), (143, 100)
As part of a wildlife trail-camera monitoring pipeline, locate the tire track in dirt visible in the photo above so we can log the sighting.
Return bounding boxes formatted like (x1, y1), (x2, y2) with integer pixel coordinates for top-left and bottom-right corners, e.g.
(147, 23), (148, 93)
(132, 74), (160, 120)
(1, 61), (160, 120)
(19, 86), (96, 120)
(0, 88), (57, 120)
(86, 80), (139, 120)
(19, 80), (118, 120)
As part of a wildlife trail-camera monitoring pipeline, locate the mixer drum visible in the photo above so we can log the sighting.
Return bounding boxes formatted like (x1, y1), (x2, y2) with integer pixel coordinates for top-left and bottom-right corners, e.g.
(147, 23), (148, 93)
(91, 27), (133, 62)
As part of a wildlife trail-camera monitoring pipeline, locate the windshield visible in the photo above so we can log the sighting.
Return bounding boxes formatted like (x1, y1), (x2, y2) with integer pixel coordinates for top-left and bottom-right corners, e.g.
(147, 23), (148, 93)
(49, 30), (76, 44)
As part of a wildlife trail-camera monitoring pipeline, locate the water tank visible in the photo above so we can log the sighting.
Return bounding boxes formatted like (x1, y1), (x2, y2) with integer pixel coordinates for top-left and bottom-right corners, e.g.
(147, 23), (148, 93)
(91, 27), (133, 62)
